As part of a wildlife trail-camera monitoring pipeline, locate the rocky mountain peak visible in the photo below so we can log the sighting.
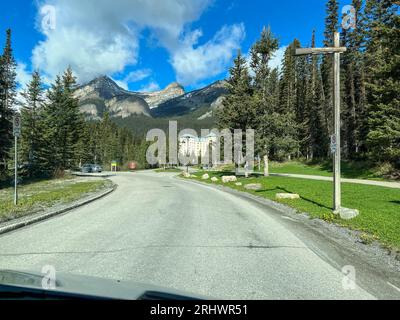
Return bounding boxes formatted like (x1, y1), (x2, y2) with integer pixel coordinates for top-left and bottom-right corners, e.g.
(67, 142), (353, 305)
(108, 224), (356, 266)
(76, 75), (227, 120)
(133, 82), (185, 109)
(165, 82), (184, 91)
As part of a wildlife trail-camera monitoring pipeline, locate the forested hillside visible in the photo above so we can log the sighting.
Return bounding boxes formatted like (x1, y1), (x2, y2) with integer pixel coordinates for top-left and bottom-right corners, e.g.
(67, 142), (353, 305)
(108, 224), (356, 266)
(218, 0), (399, 175)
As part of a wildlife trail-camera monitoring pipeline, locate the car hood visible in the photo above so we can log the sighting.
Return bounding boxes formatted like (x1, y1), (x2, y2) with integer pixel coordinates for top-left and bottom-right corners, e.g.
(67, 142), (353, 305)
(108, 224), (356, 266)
(0, 269), (207, 300)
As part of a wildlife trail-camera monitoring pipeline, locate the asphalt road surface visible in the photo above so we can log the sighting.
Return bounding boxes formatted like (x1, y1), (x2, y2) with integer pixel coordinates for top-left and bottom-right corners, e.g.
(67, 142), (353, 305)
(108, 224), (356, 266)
(0, 171), (399, 299)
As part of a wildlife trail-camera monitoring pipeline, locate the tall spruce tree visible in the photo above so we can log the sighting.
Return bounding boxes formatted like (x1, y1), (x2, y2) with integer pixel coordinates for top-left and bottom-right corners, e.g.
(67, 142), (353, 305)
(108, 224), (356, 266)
(309, 31), (329, 159)
(216, 50), (254, 173)
(61, 67), (84, 169)
(321, 0), (339, 141)
(217, 50), (254, 131)
(40, 75), (65, 176)
(364, 0), (400, 167)
(20, 71), (45, 178)
(0, 29), (17, 178)
(279, 40), (303, 159)
(251, 27), (298, 162)
(341, 0), (367, 159)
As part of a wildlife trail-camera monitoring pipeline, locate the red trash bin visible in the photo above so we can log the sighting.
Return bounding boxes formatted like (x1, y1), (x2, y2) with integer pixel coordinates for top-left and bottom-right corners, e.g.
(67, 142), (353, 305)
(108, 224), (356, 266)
(128, 161), (137, 171)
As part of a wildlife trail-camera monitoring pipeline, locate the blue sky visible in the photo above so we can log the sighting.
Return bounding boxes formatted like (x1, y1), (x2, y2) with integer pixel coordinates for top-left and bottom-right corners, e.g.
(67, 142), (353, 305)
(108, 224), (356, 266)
(0, 0), (350, 92)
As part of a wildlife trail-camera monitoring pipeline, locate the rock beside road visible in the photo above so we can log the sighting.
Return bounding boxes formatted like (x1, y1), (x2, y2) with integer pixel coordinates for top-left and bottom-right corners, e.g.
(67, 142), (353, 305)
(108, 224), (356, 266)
(244, 183), (262, 191)
(339, 207), (360, 220)
(182, 171), (191, 178)
(211, 177), (219, 182)
(235, 182), (243, 186)
(222, 176), (237, 183)
(202, 174), (210, 180)
(276, 193), (300, 200)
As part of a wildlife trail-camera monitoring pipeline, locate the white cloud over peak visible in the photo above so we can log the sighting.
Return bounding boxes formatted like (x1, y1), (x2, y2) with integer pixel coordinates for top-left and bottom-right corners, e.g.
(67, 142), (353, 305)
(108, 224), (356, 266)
(32, 0), (244, 86)
(138, 81), (161, 92)
(169, 24), (245, 85)
(124, 69), (152, 83)
(113, 69), (153, 90)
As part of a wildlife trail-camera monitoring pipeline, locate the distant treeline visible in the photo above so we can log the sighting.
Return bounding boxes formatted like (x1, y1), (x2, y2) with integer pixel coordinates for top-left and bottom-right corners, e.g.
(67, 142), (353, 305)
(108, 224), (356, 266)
(218, 0), (399, 172)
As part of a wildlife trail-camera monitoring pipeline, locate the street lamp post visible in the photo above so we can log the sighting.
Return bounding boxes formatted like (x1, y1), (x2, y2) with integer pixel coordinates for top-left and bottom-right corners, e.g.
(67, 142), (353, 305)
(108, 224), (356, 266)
(295, 32), (346, 213)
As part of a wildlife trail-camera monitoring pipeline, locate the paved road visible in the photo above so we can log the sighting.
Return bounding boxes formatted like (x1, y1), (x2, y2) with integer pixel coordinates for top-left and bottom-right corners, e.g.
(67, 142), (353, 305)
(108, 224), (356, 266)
(0, 171), (398, 299)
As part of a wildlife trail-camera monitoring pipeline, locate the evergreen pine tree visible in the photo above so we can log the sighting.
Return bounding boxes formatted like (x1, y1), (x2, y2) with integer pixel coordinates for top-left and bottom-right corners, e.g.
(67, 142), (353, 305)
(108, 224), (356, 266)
(61, 67), (84, 169)
(216, 50), (253, 131)
(20, 71), (45, 178)
(364, 0), (400, 167)
(321, 0), (339, 140)
(0, 29), (17, 178)
(40, 75), (65, 176)
(216, 50), (254, 173)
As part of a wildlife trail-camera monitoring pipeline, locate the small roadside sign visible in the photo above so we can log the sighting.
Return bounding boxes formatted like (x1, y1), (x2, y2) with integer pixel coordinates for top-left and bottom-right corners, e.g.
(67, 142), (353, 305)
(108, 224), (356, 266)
(111, 160), (118, 172)
(13, 114), (21, 137)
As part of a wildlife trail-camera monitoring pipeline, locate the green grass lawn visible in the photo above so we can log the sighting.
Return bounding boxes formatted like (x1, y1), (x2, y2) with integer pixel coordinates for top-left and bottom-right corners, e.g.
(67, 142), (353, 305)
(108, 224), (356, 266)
(186, 171), (400, 249)
(253, 160), (387, 180)
(0, 177), (110, 223)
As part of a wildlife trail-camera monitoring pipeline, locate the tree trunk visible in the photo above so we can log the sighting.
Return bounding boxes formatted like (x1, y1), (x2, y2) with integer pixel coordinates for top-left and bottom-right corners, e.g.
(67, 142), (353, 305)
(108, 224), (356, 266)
(264, 154), (269, 177)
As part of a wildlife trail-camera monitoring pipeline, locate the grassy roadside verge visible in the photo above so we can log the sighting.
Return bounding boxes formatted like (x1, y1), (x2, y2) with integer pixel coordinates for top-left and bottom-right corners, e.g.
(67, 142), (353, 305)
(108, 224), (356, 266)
(246, 160), (396, 181)
(155, 168), (182, 173)
(0, 177), (111, 223)
(184, 171), (400, 250)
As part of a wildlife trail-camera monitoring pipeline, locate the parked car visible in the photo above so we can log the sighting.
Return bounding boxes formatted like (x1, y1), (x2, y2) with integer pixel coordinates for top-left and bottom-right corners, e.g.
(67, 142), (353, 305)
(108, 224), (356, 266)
(92, 164), (102, 173)
(81, 164), (93, 173)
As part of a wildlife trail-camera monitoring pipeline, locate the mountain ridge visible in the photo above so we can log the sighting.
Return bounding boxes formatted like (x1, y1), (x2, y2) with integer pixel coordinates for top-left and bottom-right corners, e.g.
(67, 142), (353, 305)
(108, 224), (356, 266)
(76, 75), (228, 121)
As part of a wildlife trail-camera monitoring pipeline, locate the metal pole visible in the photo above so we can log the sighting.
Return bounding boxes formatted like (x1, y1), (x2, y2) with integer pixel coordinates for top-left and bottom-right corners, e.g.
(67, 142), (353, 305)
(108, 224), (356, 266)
(14, 135), (18, 205)
(333, 32), (341, 212)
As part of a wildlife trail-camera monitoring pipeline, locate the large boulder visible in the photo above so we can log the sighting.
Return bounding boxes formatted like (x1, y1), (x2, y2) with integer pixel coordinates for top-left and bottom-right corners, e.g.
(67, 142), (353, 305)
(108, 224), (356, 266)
(202, 174), (210, 180)
(276, 193), (300, 200)
(244, 183), (262, 191)
(222, 176), (238, 183)
(182, 171), (191, 178)
(339, 207), (359, 220)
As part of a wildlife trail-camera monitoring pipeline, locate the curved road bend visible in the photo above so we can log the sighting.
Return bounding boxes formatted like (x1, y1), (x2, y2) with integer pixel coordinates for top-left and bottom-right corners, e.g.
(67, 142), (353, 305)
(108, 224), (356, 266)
(0, 171), (398, 299)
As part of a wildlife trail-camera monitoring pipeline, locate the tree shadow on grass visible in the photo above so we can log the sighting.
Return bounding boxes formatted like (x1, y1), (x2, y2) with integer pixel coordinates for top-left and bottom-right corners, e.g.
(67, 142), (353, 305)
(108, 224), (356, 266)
(258, 185), (332, 211)
(255, 187), (286, 193)
(390, 200), (400, 205)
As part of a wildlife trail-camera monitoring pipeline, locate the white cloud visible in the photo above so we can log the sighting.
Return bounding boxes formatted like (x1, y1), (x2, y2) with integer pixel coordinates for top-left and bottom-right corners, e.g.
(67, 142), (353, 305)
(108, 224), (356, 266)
(113, 69), (152, 90)
(138, 81), (160, 92)
(31, 0), (244, 86)
(113, 79), (129, 90)
(124, 69), (152, 83)
(16, 62), (32, 89)
(269, 46), (287, 71)
(169, 24), (245, 85)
